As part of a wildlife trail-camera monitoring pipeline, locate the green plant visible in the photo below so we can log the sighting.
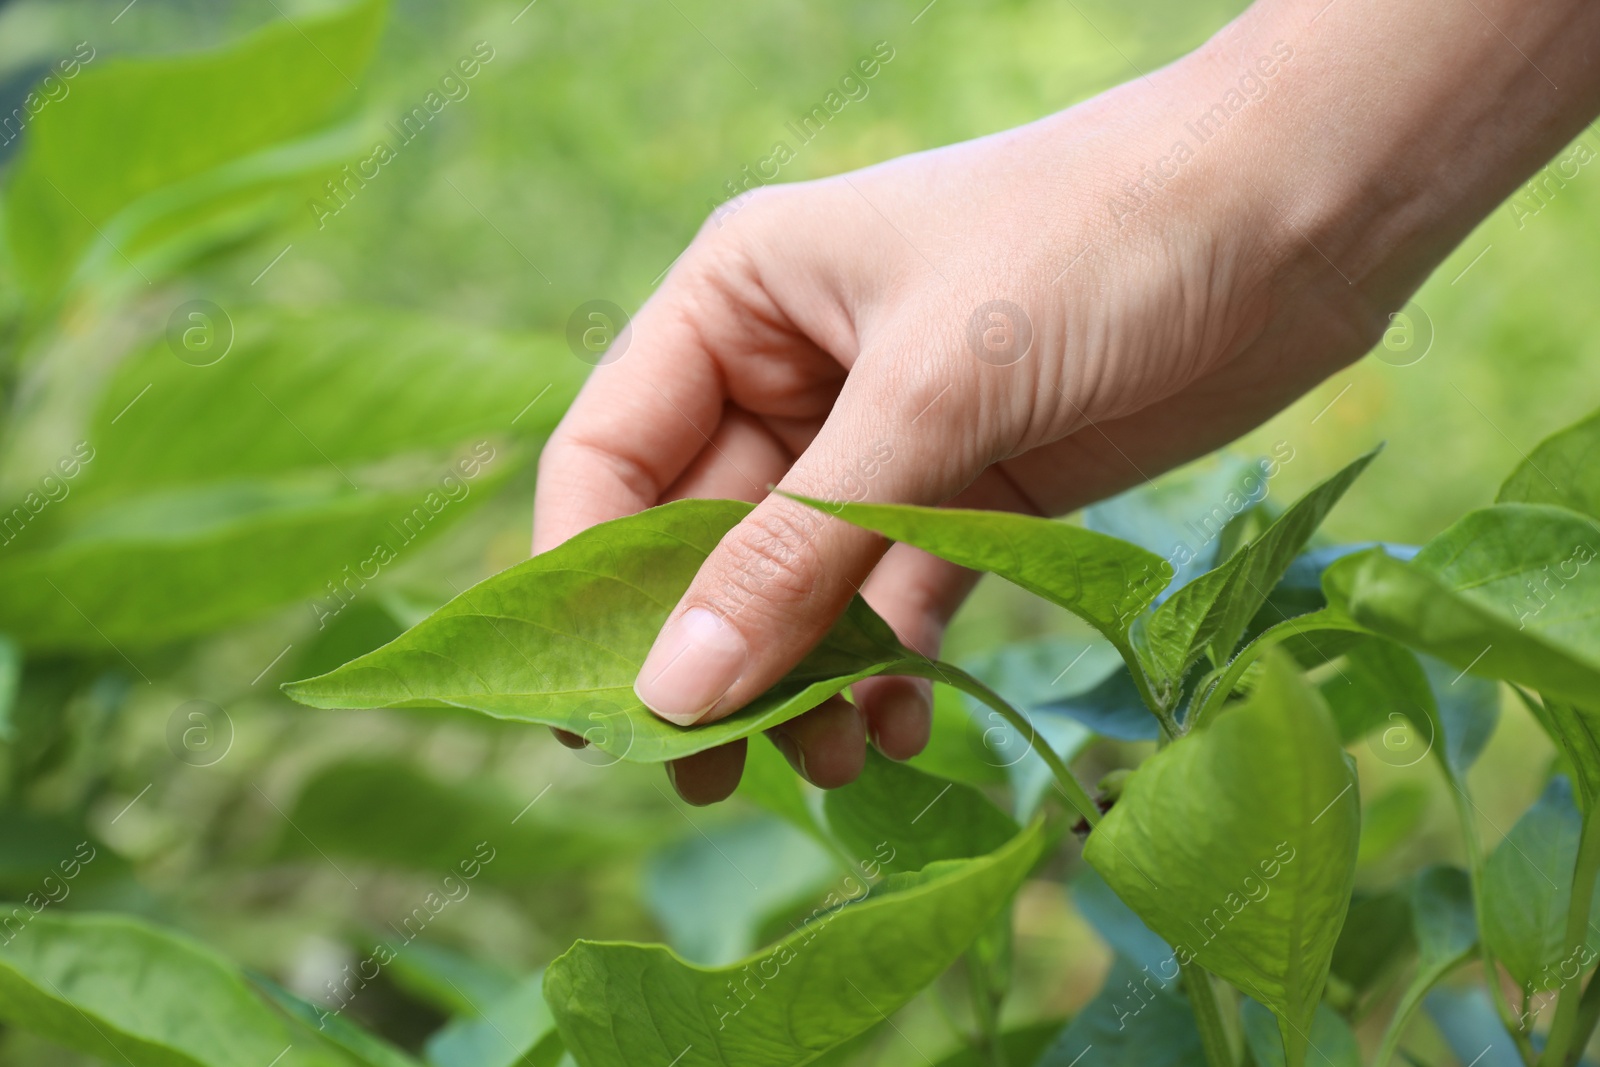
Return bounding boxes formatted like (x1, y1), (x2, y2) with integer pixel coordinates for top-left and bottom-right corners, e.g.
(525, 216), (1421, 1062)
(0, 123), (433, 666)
(3, 2), (1600, 1067)
(268, 412), (1600, 1066)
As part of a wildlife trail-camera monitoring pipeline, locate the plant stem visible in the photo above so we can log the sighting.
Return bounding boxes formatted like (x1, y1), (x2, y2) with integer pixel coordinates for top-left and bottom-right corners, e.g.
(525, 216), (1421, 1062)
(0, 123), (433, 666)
(1538, 809), (1600, 1067)
(967, 954), (1009, 1067)
(1567, 967), (1600, 1064)
(1181, 958), (1236, 1067)
(1187, 611), (1361, 731)
(1446, 781), (1534, 1060)
(921, 662), (1102, 828)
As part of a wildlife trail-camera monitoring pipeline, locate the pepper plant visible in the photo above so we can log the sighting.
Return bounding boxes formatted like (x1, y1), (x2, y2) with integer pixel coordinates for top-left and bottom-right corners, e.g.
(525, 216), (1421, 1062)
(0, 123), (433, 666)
(1, 3), (1598, 1067)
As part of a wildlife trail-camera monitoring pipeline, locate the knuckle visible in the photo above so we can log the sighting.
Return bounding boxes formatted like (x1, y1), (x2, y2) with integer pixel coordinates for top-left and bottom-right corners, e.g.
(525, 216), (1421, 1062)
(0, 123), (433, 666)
(700, 504), (828, 622)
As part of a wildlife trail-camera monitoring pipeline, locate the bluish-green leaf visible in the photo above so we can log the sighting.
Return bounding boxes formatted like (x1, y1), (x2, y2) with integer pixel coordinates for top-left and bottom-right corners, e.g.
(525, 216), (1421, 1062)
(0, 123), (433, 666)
(644, 816), (837, 966)
(1480, 776), (1600, 988)
(1032, 956), (1201, 1067)
(425, 970), (563, 1067)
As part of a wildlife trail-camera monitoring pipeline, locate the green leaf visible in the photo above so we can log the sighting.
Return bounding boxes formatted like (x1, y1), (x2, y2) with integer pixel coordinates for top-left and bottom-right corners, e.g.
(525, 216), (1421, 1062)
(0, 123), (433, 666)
(1479, 776), (1600, 988)
(286, 499), (933, 763)
(0, 636), (19, 743)
(1083, 653), (1358, 1066)
(823, 748), (1016, 876)
(279, 758), (632, 883)
(780, 495), (1172, 649)
(1240, 999), (1360, 1067)
(1324, 505), (1600, 712)
(1357, 782), (1431, 869)
(954, 636), (1116, 816)
(643, 815), (837, 966)
(1499, 407), (1600, 519)
(1320, 638), (1497, 787)
(1032, 956), (1201, 1067)
(0, 911), (326, 1067)
(1329, 889), (1413, 998)
(1085, 451), (1262, 598)
(1526, 696), (1600, 811)
(734, 736), (830, 837)
(383, 941), (516, 1020)
(0, 309), (578, 650)
(425, 970), (563, 1067)
(1069, 867), (1173, 975)
(1371, 866), (1478, 1067)
(543, 820), (1046, 1067)
(1134, 447), (1380, 698)
(930, 1019), (1063, 1067)
(905, 683), (1008, 788)
(1425, 987), (1523, 1067)
(1324, 502), (1600, 703)
(3, 0), (386, 302)
(1037, 664), (1162, 742)
(254, 976), (424, 1067)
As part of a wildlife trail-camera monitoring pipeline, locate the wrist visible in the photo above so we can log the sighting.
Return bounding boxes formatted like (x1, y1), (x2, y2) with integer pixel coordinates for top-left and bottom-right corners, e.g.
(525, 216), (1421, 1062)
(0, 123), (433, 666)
(1202, 0), (1600, 328)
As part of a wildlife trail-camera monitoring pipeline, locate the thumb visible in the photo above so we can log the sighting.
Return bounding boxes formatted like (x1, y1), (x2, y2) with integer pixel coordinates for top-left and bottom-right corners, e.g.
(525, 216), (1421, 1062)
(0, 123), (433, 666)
(632, 364), (973, 726)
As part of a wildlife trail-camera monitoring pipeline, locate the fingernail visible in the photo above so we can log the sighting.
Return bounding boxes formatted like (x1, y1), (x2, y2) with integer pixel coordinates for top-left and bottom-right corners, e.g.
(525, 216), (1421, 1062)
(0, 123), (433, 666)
(870, 684), (931, 761)
(770, 731), (809, 782)
(635, 607), (747, 725)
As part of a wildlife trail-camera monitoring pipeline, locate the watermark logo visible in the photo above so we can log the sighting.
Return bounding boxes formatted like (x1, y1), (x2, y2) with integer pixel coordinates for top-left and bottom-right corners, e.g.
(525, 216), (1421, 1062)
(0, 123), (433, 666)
(166, 700), (234, 767)
(566, 300), (631, 366)
(967, 300), (1033, 367)
(166, 300), (233, 367)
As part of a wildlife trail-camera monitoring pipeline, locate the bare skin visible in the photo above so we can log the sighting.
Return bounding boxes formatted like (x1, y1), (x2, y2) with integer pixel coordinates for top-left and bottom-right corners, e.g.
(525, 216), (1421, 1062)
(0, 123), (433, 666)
(535, 0), (1600, 804)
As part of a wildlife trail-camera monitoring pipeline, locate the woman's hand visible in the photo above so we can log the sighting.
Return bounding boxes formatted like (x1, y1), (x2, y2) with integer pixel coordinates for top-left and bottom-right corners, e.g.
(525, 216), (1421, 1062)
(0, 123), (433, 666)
(534, 0), (1600, 803)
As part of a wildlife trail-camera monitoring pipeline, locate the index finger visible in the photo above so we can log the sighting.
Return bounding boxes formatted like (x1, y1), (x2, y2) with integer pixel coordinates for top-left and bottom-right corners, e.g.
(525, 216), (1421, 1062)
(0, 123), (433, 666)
(533, 278), (726, 554)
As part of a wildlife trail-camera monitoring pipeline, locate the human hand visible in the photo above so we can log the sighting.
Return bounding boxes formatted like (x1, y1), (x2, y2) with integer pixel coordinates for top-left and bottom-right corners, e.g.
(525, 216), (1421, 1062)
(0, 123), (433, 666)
(535, 0), (1600, 803)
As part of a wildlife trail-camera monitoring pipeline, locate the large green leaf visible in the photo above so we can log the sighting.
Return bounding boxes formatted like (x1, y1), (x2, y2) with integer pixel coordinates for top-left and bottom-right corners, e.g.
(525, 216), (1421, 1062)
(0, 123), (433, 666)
(543, 820), (1045, 1067)
(1083, 654), (1358, 1067)
(0, 911), (333, 1067)
(0, 310), (577, 650)
(643, 815), (837, 966)
(4, 0), (385, 301)
(823, 749), (1016, 876)
(1324, 505), (1600, 711)
(781, 495), (1171, 649)
(1499, 407), (1600, 519)
(1479, 776), (1600, 988)
(287, 499), (939, 763)
(77, 308), (582, 498)
(1133, 448), (1380, 699)
(1371, 866), (1477, 1067)
(425, 970), (563, 1067)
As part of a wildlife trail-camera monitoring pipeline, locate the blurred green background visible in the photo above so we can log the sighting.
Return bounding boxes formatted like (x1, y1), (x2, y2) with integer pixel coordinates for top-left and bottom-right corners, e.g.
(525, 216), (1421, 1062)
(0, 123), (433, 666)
(0, 0), (1592, 1063)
